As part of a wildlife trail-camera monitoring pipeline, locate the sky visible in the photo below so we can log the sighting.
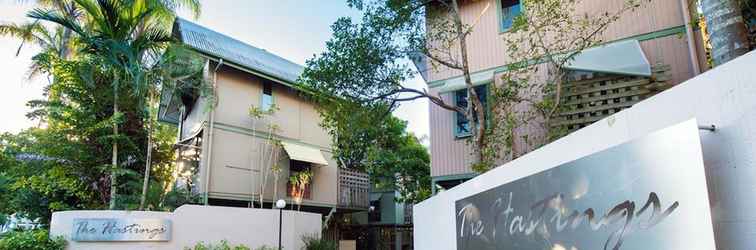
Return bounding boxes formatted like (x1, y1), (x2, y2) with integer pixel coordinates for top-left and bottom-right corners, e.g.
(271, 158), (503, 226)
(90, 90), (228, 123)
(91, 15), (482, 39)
(0, 0), (430, 140)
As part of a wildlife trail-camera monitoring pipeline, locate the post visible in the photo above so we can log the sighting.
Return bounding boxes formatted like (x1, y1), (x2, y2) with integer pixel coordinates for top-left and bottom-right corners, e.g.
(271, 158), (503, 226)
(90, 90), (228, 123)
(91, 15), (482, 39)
(276, 199), (286, 250)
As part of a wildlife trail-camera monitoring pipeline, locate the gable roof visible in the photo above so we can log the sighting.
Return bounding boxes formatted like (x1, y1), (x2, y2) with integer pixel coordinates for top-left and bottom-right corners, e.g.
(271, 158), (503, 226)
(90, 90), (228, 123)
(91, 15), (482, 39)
(172, 17), (304, 84)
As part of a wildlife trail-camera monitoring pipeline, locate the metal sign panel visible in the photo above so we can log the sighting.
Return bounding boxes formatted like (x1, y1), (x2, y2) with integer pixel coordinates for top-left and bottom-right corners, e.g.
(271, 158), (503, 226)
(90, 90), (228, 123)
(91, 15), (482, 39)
(455, 120), (715, 250)
(72, 218), (172, 242)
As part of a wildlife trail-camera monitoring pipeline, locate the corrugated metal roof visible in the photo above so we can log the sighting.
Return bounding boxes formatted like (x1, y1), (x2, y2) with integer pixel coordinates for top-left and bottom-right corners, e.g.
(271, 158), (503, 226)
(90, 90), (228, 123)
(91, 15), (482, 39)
(173, 17), (304, 84)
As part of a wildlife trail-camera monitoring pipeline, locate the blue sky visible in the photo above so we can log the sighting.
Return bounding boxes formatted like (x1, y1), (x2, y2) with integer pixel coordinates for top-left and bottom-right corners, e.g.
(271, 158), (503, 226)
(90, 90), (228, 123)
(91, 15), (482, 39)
(0, 0), (430, 140)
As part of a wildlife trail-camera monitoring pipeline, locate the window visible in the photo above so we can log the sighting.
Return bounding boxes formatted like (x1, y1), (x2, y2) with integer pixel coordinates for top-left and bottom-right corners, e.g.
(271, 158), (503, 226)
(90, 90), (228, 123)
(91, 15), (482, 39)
(498, 0), (521, 32)
(261, 81), (273, 111)
(454, 85), (488, 138)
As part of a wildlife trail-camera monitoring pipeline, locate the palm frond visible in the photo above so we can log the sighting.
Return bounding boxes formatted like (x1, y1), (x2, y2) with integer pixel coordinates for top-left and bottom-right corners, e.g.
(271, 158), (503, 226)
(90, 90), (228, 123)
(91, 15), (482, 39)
(27, 8), (86, 37)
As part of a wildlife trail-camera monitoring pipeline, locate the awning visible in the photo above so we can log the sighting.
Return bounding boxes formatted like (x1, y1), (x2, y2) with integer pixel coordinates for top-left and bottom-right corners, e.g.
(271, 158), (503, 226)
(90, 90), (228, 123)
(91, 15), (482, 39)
(281, 142), (329, 166)
(564, 40), (651, 77)
(438, 68), (496, 93)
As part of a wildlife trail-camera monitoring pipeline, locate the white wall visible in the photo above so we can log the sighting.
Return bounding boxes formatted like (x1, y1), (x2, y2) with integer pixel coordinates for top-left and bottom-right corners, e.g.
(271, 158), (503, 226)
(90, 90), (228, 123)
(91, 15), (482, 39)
(50, 205), (321, 250)
(414, 51), (756, 250)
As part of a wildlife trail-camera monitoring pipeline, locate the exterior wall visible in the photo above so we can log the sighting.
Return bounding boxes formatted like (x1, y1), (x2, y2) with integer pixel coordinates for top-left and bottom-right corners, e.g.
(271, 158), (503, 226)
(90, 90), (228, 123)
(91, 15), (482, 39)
(427, 0), (701, 179)
(49, 205), (321, 250)
(428, 0), (689, 82)
(415, 51), (756, 249)
(193, 63), (337, 206)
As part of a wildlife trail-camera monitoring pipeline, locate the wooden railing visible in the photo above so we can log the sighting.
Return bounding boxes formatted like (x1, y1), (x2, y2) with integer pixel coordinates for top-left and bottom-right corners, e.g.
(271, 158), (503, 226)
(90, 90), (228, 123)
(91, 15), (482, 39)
(337, 167), (370, 209)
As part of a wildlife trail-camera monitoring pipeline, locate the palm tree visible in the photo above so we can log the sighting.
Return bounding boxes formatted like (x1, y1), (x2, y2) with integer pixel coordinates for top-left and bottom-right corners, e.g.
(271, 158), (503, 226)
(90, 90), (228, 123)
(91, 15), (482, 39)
(0, 22), (75, 79)
(702, 0), (751, 65)
(27, 0), (197, 209)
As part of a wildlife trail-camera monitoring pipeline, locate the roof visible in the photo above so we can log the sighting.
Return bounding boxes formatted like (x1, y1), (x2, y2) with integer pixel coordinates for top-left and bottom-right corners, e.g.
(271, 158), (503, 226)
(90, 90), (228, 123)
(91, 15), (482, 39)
(172, 17), (304, 84)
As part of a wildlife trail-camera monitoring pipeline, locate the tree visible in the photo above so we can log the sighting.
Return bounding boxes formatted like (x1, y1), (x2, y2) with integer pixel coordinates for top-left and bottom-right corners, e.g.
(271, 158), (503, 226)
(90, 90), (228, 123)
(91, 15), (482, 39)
(249, 105), (283, 208)
(299, 0), (489, 166)
(701, 0), (752, 65)
(298, 90), (431, 203)
(302, 0), (648, 173)
(365, 117), (431, 204)
(27, 0), (200, 209)
(473, 0), (648, 171)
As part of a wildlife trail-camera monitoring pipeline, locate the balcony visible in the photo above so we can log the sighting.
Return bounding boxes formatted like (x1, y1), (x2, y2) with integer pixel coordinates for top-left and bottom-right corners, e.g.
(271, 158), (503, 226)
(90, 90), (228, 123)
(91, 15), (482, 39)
(337, 167), (370, 209)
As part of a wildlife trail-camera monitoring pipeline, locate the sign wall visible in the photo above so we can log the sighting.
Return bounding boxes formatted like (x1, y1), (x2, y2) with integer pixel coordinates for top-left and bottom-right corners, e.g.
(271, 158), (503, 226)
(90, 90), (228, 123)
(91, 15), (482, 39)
(455, 120), (715, 250)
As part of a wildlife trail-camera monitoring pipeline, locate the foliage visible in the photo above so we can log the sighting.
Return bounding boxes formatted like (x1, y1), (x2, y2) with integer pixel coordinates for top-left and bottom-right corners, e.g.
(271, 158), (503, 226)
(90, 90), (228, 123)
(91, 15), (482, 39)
(0, 229), (65, 250)
(0, 0), (208, 223)
(0, 128), (103, 225)
(253, 246), (277, 250)
(299, 0), (489, 166)
(289, 170), (313, 210)
(301, 234), (337, 250)
(249, 104), (283, 208)
(365, 117), (431, 204)
(470, 0), (649, 172)
(184, 240), (251, 250)
(303, 0), (649, 173)
(296, 94), (430, 203)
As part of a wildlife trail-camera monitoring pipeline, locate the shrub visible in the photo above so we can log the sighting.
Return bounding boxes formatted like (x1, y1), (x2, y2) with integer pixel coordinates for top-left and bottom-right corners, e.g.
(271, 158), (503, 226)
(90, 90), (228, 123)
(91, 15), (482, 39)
(301, 234), (336, 250)
(0, 229), (65, 250)
(254, 246), (277, 250)
(185, 240), (251, 250)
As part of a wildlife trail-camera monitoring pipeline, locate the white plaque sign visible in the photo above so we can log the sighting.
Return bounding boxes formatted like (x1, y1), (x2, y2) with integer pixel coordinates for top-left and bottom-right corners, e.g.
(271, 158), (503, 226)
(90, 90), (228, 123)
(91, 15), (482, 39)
(72, 218), (172, 242)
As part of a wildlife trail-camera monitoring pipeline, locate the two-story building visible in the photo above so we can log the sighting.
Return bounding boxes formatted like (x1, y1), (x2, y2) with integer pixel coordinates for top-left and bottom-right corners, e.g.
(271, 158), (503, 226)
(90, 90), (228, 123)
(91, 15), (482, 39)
(420, 0), (709, 192)
(158, 18), (370, 215)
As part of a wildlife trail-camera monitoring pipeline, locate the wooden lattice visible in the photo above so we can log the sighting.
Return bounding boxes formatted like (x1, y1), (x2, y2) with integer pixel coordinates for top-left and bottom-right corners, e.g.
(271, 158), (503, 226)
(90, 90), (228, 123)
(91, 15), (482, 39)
(338, 167), (370, 209)
(551, 65), (672, 134)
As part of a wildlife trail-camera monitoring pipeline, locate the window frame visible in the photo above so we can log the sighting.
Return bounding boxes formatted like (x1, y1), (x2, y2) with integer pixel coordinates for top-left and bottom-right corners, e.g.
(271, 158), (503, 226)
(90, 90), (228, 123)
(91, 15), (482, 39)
(496, 0), (522, 33)
(452, 84), (490, 139)
(261, 80), (275, 112)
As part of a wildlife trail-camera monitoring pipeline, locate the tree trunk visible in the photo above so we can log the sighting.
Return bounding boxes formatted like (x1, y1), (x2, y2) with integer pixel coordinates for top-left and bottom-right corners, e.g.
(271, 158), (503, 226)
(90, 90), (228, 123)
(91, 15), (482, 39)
(251, 119), (257, 207)
(451, 0), (487, 164)
(702, 0), (750, 65)
(109, 99), (119, 210)
(139, 94), (155, 210)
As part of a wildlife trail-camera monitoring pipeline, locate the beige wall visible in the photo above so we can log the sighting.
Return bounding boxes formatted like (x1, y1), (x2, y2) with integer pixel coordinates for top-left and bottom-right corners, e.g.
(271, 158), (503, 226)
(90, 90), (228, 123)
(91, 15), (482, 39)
(427, 0), (700, 178)
(50, 205), (322, 250)
(190, 64), (337, 206)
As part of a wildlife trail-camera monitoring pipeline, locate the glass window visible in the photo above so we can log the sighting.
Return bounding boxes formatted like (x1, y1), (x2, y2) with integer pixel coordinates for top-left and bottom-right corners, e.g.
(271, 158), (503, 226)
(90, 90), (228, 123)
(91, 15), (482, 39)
(454, 85), (488, 138)
(261, 81), (273, 111)
(500, 0), (521, 31)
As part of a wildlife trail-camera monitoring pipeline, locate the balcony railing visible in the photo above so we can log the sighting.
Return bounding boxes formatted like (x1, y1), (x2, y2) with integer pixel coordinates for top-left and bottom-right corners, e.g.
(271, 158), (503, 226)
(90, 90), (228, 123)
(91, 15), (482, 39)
(337, 167), (370, 209)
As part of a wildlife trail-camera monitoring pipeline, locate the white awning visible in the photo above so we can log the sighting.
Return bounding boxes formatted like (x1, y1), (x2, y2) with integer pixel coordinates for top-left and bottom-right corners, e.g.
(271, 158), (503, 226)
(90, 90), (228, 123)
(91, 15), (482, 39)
(438, 68), (495, 93)
(564, 40), (652, 76)
(281, 142), (329, 166)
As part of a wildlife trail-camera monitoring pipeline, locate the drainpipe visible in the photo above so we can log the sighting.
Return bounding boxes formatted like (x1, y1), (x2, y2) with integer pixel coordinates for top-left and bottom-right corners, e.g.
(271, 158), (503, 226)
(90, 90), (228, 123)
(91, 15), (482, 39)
(204, 58), (224, 205)
(681, 0), (702, 75)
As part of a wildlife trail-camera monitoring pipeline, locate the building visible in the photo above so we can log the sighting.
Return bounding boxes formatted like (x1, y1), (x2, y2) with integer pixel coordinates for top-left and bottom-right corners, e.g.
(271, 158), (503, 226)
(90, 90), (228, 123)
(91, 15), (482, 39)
(419, 0), (710, 192)
(158, 18), (370, 215)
